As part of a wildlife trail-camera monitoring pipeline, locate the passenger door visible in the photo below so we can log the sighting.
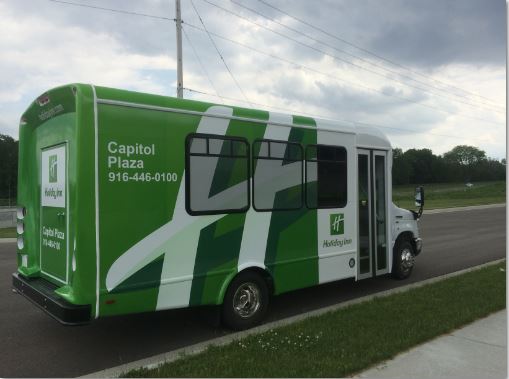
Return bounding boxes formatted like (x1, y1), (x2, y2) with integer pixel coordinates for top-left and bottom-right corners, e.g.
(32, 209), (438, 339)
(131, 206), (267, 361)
(357, 149), (389, 279)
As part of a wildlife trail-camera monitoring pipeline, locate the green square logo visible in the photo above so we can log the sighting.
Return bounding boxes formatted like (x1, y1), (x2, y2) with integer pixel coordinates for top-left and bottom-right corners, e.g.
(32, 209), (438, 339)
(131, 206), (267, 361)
(330, 213), (344, 235)
(49, 154), (58, 183)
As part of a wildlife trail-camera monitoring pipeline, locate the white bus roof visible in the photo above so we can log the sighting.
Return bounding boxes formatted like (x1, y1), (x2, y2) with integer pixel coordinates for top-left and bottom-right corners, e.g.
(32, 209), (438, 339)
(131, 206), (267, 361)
(314, 117), (392, 150)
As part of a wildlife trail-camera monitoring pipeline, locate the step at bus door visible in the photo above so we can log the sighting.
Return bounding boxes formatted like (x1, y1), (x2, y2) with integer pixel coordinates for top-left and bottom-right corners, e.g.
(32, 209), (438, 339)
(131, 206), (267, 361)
(40, 143), (69, 284)
(357, 149), (389, 279)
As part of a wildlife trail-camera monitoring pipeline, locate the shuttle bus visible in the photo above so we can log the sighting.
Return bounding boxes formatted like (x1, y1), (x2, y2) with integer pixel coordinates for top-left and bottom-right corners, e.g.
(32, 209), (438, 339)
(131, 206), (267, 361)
(12, 84), (423, 329)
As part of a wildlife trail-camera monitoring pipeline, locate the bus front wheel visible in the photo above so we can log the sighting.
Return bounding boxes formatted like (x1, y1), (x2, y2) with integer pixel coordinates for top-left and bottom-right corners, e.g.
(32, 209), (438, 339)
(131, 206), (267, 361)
(221, 271), (269, 330)
(392, 239), (415, 280)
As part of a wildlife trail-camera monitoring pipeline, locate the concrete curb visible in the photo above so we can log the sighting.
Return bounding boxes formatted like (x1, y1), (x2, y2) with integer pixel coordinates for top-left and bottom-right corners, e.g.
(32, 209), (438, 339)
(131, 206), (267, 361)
(81, 259), (505, 378)
(424, 203), (505, 214)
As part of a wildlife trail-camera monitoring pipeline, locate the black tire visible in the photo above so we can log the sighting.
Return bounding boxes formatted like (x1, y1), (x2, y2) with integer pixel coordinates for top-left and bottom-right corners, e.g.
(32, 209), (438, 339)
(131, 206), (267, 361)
(392, 239), (415, 280)
(221, 271), (269, 330)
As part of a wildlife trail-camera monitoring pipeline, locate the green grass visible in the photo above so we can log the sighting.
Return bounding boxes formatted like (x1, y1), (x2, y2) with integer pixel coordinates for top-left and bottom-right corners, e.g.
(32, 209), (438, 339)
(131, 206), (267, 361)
(125, 262), (506, 378)
(393, 181), (506, 210)
(0, 227), (16, 238)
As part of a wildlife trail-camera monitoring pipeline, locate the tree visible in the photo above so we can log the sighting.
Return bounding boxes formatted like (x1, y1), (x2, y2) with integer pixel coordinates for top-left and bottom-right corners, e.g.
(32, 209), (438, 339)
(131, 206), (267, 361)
(391, 145), (504, 185)
(392, 148), (411, 184)
(403, 148), (437, 184)
(443, 145), (487, 166)
(0, 134), (18, 202)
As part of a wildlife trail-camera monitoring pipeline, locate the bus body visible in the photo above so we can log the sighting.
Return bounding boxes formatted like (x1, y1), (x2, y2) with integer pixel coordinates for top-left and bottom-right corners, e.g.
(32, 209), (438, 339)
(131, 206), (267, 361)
(13, 84), (422, 328)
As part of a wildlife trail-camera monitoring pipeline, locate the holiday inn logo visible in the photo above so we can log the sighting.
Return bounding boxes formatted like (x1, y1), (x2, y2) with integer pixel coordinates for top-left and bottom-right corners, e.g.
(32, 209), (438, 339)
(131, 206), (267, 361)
(330, 213), (344, 235)
(49, 154), (58, 183)
(41, 146), (65, 208)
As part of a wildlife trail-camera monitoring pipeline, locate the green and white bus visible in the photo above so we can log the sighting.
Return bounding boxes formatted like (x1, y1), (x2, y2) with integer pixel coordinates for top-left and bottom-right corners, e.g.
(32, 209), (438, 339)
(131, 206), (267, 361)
(13, 84), (423, 329)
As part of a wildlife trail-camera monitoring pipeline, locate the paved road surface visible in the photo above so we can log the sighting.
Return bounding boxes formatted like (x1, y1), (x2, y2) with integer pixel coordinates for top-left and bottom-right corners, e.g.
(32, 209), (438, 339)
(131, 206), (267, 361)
(0, 206), (505, 377)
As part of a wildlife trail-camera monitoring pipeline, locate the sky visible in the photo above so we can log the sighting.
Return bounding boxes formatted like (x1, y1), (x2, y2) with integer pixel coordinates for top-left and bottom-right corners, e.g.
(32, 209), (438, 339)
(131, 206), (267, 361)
(0, 0), (506, 158)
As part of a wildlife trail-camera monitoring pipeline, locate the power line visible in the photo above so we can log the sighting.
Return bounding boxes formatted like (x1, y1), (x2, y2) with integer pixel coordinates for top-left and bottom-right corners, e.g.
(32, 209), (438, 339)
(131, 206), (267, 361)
(189, 0), (251, 106)
(185, 86), (316, 116)
(42, 0), (504, 126)
(46, 0), (174, 21)
(183, 87), (486, 142)
(184, 22), (503, 126)
(228, 0), (505, 114)
(182, 26), (225, 104)
(40, 0), (503, 110)
(203, 0), (503, 115)
(257, 0), (504, 108)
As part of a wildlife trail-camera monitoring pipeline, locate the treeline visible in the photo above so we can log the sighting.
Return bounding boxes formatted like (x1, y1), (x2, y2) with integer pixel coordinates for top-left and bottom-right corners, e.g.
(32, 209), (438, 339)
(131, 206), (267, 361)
(393, 145), (506, 185)
(0, 134), (18, 201)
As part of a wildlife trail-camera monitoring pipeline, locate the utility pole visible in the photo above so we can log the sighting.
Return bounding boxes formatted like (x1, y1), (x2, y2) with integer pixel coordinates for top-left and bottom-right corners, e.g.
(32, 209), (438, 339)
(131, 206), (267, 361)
(175, 0), (184, 98)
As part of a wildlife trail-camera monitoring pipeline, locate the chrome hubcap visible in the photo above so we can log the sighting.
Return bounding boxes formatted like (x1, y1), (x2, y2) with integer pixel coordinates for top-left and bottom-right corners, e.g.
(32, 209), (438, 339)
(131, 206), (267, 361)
(400, 248), (415, 272)
(233, 282), (260, 319)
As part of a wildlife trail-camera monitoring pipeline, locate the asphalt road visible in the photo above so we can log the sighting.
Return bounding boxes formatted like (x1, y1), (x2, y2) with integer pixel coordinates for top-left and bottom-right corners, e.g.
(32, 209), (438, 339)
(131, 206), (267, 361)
(0, 206), (505, 377)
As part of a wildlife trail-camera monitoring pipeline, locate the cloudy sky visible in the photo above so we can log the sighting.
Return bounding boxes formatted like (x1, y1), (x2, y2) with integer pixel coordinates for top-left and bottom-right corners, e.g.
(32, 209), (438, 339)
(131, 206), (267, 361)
(0, 0), (506, 158)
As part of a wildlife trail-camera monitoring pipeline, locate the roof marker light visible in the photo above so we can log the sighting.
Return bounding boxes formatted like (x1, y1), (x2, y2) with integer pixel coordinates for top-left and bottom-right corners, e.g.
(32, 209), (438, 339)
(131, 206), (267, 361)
(36, 94), (50, 106)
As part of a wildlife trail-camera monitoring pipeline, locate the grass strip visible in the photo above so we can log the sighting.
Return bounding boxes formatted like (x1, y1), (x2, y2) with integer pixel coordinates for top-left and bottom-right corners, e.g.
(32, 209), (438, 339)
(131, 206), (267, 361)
(0, 227), (16, 238)
(393, 180), (505, 210)
(126, 262), (506, 378)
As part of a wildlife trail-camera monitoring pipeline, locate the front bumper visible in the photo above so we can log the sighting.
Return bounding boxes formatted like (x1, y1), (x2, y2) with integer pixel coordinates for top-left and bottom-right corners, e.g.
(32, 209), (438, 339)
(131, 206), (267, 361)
(414, 237), (423, 255)
(12, 273), (91, 325)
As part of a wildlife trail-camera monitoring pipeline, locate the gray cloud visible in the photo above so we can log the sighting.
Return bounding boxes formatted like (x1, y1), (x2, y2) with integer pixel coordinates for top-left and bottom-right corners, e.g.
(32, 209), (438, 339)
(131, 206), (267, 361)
(346, 0), (506, 68)
(234, 0), (506, 68)
(269, 74), (445, 132)
(0, 0), (505, 158)
(10, 0), (505, 69)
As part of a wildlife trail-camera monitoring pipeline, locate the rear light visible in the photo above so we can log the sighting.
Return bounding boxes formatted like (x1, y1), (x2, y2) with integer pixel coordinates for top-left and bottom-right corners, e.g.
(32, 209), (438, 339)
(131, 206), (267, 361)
(17, 236), (24, 250)
(17, 221), (24, 234)
(17, 206), (26, 220)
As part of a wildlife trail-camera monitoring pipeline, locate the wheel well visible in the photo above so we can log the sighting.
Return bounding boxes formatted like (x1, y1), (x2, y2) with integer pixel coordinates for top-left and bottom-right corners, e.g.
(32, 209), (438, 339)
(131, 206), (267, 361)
(395, 231), (415, 251)
(219, 267), (274, 304)
(239, 267), (275, 295)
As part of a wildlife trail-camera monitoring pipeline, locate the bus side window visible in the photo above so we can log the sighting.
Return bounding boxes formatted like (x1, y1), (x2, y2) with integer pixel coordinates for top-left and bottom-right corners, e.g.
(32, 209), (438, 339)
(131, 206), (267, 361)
(185, 134), (250, 215)
(252, 139), (303, 211)
(306, 144), (347, 208)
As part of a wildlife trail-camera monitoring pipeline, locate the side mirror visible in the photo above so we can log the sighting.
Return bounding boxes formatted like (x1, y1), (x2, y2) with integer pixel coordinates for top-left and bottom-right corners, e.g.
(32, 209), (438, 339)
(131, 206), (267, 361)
(413, 186), (424, 219)
(415, 186), (424, 207)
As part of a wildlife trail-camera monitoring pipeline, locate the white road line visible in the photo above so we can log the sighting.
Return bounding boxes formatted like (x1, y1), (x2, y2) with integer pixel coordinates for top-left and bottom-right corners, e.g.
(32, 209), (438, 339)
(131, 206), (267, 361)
(424, 203), (505, 214)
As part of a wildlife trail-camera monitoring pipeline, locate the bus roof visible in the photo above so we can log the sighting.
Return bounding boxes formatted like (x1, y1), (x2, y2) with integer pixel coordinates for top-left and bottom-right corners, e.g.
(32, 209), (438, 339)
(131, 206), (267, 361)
(25, 83), (392, 150)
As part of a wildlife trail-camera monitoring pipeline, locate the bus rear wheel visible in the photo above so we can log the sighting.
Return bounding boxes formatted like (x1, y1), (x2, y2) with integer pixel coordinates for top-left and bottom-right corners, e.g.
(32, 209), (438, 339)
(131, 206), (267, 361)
(392, 239), (415, 280)
(221, 271), (269, 330)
